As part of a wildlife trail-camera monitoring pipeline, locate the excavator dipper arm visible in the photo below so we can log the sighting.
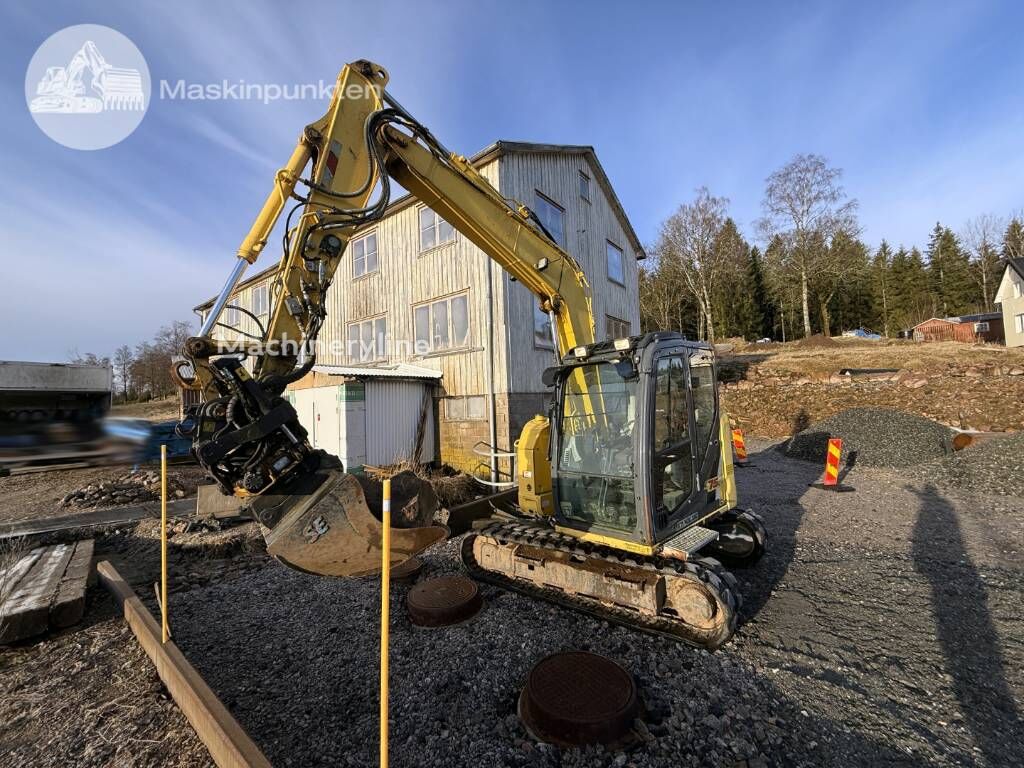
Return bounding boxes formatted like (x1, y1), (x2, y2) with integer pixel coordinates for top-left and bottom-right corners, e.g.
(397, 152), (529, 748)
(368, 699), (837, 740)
(179, 59), (596, 577)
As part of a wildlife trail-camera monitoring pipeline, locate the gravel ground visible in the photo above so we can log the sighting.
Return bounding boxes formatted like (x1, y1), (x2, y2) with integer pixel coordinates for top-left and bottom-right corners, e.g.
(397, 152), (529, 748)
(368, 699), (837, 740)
(917, 433), (1024, 497)
(155, 441), (1024, 768)
(0, 589), (210, 768)
(4, 441), (1021, 767)
(785, 407), (954, 468)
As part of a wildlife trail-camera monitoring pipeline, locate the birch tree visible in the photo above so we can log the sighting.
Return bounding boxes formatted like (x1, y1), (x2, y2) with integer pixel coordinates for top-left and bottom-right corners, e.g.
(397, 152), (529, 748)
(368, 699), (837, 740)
(759, 154), (858, 337)
(962, 214), (1004, 311)
(654, 188), (734, 343)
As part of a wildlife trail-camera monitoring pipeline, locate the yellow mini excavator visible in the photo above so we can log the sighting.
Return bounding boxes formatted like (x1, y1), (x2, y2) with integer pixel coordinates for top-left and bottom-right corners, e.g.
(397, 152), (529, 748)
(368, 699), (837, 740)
(177, 60), (766, 649)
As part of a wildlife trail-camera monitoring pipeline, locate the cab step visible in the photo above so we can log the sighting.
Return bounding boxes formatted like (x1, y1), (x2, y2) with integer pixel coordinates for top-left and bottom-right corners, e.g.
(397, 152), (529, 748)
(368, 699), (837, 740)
(659, 525), (719, 560)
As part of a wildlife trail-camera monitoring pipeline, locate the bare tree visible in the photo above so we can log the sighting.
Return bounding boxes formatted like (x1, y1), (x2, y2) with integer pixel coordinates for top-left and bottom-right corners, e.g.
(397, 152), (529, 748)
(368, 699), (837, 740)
(654, 188), (734, 343)
(759, 154), (858, 337)
(112, 345), (134, 400)
(962, 214), (1004, 311)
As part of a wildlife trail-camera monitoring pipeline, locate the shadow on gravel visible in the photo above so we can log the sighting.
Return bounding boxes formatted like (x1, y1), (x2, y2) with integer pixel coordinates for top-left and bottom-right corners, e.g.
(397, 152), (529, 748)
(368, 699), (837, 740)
(732, 441), (824, 622)
(910, 483), (1023, 766)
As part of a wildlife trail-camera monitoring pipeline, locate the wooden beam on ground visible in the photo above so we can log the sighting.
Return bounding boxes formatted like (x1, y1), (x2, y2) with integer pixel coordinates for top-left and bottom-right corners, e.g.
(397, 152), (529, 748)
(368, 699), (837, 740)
(96, 560), (272, 768)
(0, 498), (194, 540)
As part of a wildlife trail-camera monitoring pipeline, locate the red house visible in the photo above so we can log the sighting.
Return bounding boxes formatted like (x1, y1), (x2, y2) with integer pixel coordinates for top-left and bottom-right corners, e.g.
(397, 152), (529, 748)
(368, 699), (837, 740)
(912, 312), (1005, 344)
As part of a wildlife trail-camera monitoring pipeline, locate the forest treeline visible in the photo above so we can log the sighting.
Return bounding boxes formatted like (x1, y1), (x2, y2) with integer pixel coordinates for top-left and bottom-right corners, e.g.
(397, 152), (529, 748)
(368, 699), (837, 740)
(640, 153), (1023, 341)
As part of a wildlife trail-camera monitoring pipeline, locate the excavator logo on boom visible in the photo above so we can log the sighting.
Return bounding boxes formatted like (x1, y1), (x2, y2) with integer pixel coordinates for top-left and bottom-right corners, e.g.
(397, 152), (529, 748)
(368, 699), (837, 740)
(30, 40), (145, 114)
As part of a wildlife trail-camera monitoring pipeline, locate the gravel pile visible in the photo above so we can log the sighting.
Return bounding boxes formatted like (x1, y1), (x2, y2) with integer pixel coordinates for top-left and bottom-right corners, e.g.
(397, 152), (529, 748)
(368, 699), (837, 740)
(59, 468), (186, 508)
(170, 540), (855, 768)
(917, 432), (1024, 496)
(785, 407), (953, 468)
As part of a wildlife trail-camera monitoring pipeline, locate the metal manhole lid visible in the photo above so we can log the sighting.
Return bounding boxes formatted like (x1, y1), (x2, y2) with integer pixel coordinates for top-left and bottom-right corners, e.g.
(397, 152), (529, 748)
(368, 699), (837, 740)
(406, 574), (482, 626)
(519, 651), (641, 747)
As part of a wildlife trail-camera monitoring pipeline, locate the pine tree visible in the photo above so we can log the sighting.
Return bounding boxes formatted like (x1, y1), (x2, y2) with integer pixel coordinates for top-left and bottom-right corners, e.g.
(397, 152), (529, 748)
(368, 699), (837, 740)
(829, 239), (873, 333)
(1003, 217), (1024, 261)
(719, 245), (770, 340)
(926, 223), (975, 316)
(890, 246), (931, 331)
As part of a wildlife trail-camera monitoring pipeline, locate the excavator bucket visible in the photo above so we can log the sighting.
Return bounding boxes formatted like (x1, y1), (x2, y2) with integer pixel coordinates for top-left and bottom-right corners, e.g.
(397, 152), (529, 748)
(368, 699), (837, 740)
(249, 469), (447, 578)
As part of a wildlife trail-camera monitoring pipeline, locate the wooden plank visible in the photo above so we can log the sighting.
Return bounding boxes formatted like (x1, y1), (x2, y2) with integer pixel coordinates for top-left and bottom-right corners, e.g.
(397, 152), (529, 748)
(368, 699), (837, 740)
(0, 544), (73, 643)
(50, 539), (94, 628)
(96, 560), (272, 768)
(0, 547), (43, 604)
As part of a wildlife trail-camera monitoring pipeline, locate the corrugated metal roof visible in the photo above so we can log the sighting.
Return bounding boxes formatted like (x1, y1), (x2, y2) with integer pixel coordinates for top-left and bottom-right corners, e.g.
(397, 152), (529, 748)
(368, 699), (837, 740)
(312, 363), (442, 380)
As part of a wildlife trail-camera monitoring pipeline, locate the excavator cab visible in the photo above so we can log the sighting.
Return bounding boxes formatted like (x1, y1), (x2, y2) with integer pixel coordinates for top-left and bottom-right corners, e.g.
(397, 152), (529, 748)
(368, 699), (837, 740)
(548, 332), (729, 549)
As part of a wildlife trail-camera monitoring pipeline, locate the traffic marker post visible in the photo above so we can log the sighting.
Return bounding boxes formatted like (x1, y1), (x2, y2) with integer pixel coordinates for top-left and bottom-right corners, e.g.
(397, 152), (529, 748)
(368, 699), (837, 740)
(731, 429), (751, 467)
(811, 437), (854, 492)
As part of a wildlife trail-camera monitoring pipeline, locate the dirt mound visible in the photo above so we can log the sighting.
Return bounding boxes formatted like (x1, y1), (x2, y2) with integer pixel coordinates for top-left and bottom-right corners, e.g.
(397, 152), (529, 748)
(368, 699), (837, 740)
(794, 333), (837, 349)
(785, 407), (953, 468)
(918, 432), (1024, 496)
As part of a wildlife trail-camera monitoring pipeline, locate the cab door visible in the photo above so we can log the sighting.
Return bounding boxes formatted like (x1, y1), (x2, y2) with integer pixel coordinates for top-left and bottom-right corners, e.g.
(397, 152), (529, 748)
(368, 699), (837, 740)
(687, 348), (721, 506)
(648, 352), (698, 536)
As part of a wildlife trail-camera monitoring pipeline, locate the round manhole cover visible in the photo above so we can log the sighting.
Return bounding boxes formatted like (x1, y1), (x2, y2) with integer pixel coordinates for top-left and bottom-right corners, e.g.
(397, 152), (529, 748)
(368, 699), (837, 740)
(519, 651), (641, 747)
(390, 556), (423, 583)
(406, 574), (482, 627)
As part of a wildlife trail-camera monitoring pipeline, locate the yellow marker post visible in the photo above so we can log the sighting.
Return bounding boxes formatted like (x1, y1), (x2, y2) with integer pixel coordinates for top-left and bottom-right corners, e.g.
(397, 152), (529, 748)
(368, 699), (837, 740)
(160, 444), (169, 644)
(380, 478), (391, 768)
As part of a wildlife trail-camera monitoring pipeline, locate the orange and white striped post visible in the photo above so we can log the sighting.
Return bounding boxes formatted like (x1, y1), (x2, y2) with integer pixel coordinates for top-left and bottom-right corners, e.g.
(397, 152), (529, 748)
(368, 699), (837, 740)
(731, 429), (749, 466)
(822, 438), (842, 487)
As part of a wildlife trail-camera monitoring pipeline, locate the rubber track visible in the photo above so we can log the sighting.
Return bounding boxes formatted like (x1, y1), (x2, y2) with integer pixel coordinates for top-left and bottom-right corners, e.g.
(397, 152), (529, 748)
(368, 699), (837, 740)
(461, 521), (742, 649)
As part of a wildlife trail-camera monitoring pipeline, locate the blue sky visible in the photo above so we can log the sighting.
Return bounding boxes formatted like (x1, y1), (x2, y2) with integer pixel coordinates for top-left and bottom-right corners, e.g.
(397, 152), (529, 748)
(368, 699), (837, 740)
(2, 1), (1021, 361)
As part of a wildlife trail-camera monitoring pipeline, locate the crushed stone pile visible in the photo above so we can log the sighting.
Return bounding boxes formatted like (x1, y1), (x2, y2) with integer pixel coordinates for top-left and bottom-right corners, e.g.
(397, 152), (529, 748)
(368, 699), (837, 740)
(918, 432), (1024, 496)
(785, 407), (953, 468)
(60, 468), (186, 508)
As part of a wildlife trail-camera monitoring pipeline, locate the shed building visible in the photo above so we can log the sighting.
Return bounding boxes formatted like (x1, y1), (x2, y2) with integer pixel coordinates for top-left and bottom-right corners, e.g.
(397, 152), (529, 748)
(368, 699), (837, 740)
(911, 312), (1004, 344)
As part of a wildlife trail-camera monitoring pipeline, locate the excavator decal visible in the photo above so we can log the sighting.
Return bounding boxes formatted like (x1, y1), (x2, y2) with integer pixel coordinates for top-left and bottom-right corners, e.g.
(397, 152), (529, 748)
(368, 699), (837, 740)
(30, 40), (145, 115)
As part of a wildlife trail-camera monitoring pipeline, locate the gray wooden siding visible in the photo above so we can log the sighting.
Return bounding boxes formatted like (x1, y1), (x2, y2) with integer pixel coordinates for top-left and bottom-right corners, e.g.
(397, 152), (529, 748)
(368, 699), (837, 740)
(313, 160), (510, 397)
(497, 151), (641, 394)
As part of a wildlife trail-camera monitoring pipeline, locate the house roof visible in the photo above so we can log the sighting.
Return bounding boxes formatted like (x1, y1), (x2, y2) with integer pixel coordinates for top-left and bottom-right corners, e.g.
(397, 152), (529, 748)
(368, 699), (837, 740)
(912, 317), (954, 328)
(312, 363), (442, 381)
(947, 312), (1002, 323)
(1005, 257), (1024, 281)
(195, 140), (644, 312)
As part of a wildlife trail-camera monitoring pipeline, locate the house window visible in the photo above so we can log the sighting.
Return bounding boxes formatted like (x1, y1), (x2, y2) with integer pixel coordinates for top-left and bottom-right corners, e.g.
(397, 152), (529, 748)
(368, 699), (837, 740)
(346, 316), (387, 363)
(534, 192), (565, 247)
(534, 305), (555, 349)
(352, 232), (378, 277)
(973, 321), (990, 333)
(607, 241), (625, 285)
(1016, 314), (1024, 334)
(446, 395), (486, 421)
(252, 284), (269, 319)
(1014, 281), (1022, 299)
(579, 172), (591, 202)
(414, 292), (470, 354)
(419, 207), (455, 251)
(224, 305), (240, 327)
(606, 315), (631, 340)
